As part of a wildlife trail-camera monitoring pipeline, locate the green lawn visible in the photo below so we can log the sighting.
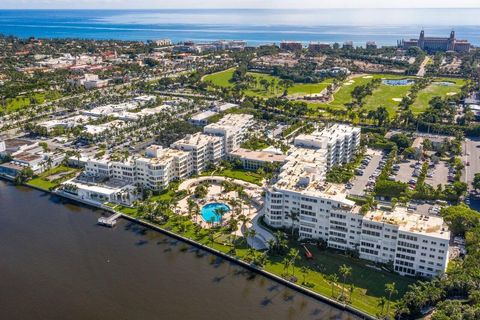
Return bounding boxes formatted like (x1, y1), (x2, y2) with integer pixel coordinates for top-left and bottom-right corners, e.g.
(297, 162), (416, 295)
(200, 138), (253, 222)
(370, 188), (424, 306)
(411, 78), (465, 114)
(2, 91), (62, 113)
(202, 68), (236, 87)
(362, 79), (414, 117)
(309, 74), (465, 118)
(27, 165), (79, 191)
(203, 68), (332, 99)
(265, 244), (415, 317)
(204, 168), (264, 185)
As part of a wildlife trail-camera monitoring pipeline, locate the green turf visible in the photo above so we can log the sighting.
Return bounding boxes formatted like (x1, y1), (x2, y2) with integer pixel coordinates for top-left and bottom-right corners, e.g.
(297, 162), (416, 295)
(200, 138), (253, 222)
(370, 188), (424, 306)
(2, 91), (62, 114)
(411, 78), (465, 114)
(265, 244), (415, 317)
(202, 68), (236, 87)
(27, 165), (79, 191)
(362, 79), (414, 117)
(203, 68), (332, 99)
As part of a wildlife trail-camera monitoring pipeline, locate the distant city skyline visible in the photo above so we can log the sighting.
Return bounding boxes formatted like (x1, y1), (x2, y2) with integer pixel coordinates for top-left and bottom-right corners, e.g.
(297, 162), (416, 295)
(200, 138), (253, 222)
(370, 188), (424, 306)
(2, 0), (480, 9)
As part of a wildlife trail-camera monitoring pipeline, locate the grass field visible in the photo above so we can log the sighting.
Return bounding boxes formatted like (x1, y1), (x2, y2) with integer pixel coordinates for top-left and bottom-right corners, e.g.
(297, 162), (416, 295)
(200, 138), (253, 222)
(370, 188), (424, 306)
(202, 168), (264, 185)
(308, 74), (465, 118)
(411, 78), (465, 114)
(265, 244), (415, 317)
(203, 68), (332, 99)
(27, 165), (79, 191)
(2, 91), (62, 114)
(362, 78), (414, 117)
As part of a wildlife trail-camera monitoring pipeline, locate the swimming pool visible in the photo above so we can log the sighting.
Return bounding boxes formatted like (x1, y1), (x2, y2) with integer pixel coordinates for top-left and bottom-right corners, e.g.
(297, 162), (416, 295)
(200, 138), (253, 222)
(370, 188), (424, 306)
(382, 79), (414, 86)
(201, 203), (230, 223)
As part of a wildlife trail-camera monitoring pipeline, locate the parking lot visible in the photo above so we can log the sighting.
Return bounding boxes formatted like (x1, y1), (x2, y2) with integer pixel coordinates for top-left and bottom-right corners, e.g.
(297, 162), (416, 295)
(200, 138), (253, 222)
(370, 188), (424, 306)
(347, 149), (384, 196)
(395, 160), (416, 183)
(426, 161), (450, 186)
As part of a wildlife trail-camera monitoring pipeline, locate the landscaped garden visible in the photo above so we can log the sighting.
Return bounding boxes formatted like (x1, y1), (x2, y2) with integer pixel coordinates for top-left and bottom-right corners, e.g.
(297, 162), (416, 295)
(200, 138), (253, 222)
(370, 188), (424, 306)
(27, 165), (79, 191)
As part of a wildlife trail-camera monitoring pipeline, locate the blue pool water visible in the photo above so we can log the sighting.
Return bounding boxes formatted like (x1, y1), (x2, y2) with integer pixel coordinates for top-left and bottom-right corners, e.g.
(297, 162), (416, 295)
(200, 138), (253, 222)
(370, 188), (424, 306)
(201, 203), (230, 223)
(433, 81), (455, 87)
(382, 79), (415, 86)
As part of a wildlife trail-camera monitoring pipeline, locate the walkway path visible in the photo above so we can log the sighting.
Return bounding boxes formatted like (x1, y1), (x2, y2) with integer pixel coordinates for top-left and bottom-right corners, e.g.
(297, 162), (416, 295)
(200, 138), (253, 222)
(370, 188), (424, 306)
(245, 211), (275, 250)
(178, 175), (262, 193)
(416, 56), (430, 77)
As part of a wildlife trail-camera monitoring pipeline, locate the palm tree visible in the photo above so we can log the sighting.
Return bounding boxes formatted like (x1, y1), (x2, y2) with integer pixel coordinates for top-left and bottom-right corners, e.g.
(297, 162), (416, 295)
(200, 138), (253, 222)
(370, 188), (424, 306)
(349, 283), (355, 303)
(327, 274), (339, 298)
(338, 264), (352, 301)
(286, 210), (300, 237)
(288, 248), (300, 277)
(300, 266), (308, 285)
(266, 239), (276, 254)
(385, 282), (398, 315)
(282, 256), (291, 277)
(377, 296), (387, 316)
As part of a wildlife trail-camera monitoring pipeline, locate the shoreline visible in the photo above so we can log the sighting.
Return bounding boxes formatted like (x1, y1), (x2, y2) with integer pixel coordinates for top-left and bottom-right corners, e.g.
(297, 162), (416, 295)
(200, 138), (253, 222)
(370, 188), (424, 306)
(1, 176), (375, 320)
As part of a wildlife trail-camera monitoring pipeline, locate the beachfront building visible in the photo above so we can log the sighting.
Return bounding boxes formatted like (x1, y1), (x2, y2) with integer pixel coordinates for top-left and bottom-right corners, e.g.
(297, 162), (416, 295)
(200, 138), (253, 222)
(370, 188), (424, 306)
(400, 30), (471, 53)
(308, 42), (331, 52)
(343, 41), (354, 50)
(280, 41), (303, 51)
(366, 41), (377, 49)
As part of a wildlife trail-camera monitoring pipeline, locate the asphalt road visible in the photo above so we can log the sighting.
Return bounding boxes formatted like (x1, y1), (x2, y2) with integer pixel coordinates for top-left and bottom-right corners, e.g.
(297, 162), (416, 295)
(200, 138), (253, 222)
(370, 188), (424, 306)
(463, 137), (480, 190)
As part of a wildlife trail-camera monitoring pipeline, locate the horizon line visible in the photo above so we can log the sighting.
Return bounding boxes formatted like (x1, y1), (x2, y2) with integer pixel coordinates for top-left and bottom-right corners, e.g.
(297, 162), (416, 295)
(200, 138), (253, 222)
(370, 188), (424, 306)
(1, 7), (480, 10)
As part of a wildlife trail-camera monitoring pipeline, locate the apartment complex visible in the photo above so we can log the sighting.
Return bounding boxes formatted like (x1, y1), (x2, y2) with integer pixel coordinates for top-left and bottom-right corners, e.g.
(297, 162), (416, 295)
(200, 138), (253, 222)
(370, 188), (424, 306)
(361, 208), (450, 277)
(264, 124), (450, 277)
(204, 114), (255, 154)
(84, 114), (254, 191)
(171, 132), (224, 173)
(294, 124), (361, 168)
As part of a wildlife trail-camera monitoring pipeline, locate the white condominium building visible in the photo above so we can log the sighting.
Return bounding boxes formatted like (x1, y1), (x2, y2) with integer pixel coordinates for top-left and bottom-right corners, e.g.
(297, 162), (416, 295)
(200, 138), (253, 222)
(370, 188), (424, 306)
(265, 178), (450, 277)
(85, 145), (192, 191)
(171, 132), (224, 174)
(204, 114), (255, 154)
(361, 208), (450, 278)
(294, 124), (360, 168)
(264, 123), (449, 277)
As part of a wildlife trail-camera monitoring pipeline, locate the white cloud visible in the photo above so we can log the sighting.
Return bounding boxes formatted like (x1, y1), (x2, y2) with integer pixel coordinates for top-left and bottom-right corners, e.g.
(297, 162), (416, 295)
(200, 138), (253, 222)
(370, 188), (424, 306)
(2, 0), (480, 9)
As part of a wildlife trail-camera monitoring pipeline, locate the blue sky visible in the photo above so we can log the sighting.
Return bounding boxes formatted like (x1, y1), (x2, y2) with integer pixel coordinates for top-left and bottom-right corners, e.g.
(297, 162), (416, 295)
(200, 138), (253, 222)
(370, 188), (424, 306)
(2, 0), (480, 9)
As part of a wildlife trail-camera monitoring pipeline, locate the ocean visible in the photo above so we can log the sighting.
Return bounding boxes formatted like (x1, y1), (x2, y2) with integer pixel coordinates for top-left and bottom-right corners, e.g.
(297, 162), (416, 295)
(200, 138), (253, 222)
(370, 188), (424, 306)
(0, 9), (479, 46)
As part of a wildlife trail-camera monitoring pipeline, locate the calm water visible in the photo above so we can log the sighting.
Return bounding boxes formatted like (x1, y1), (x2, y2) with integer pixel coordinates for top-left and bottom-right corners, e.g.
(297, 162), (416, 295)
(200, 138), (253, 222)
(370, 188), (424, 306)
(0, 180), (360, 320)
(0, 9), (480, 46)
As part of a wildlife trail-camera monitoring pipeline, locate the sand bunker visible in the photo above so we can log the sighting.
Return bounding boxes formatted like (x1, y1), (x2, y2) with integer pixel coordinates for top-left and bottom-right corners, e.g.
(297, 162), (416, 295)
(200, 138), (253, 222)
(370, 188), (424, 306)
(446, 92), (457, 96)
(392, 98), (402, 102)
(362, 76), (373, 79)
